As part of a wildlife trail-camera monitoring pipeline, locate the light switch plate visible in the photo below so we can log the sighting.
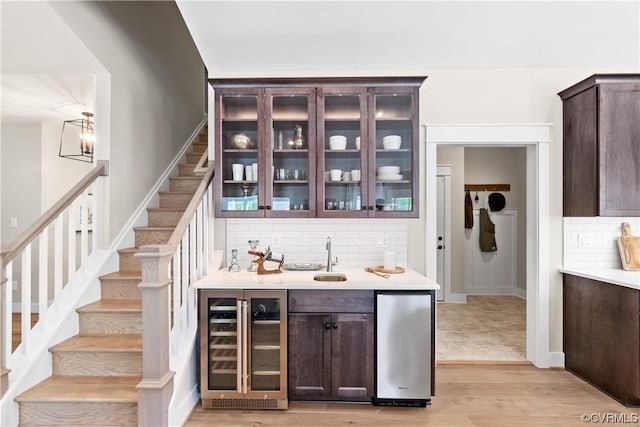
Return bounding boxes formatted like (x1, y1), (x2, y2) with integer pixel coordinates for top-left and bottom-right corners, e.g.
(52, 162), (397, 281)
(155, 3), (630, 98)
(10, 217), (17, 228)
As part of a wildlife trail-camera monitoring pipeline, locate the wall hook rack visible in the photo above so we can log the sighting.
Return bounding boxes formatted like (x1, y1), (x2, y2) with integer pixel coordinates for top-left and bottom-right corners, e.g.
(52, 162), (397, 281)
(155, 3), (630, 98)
(464, 184), (511, 192)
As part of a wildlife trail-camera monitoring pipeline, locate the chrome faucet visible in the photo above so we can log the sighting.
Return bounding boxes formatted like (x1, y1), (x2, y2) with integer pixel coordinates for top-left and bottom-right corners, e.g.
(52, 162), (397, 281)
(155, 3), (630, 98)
(326, 237), (333, 272)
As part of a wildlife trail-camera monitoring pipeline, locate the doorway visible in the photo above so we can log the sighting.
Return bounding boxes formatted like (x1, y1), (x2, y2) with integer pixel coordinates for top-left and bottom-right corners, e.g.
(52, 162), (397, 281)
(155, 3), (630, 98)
(425, 124), (552, 368)
(436, 166), (451, 302)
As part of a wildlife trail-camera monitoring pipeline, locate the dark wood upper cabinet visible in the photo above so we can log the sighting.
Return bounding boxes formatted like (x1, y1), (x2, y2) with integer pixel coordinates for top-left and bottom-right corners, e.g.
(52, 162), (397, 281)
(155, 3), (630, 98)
(210, 77), (426, 218)
(558, 74), (640, 217)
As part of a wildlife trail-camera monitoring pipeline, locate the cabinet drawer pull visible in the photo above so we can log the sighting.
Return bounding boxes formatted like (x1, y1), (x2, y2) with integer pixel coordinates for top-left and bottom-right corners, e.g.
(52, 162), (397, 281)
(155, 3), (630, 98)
(368, 206), (374, 211)
(258, 206), (265, 210)
(332, 322), (338, 329)
(266, 205), (272, 210)
(324, 322), (331, 330)
(361, 206), (368, 211)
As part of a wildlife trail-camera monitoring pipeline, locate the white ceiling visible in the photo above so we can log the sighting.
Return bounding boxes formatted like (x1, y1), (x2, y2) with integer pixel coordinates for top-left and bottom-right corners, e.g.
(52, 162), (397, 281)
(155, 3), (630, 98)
(177, 0), (640, 77)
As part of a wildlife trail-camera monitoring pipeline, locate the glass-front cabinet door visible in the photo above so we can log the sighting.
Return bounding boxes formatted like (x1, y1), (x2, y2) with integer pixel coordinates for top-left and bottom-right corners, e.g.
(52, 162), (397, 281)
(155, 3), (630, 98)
(199, 290), (288, 408)
(317, 87), (369, 217)
(215, 89), (264, 217)
(265, 88), (316, 217)
(368, 87), (419, 217)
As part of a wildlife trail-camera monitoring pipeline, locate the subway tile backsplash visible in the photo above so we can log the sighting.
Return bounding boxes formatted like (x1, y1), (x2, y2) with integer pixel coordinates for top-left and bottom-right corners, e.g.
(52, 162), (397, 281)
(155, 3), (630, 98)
(226, 218), (408, 270)
(563, 217), (640, 269)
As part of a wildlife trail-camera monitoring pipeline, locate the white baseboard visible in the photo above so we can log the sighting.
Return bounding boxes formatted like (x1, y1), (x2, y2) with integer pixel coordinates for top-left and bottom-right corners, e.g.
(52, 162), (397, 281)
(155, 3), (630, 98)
(445, 293), (467, 303)
(548, 351), (565, 367)
(514, 287), (526, 299)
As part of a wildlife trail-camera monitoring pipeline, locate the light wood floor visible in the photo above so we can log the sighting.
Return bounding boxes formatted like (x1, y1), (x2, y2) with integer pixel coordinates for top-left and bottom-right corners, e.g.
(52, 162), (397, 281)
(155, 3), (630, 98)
(185, 364), (639, 427)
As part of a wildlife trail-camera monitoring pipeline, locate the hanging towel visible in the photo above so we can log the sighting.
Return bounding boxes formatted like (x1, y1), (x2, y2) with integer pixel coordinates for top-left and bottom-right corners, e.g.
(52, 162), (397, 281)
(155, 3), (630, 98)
(464, 190), (473, 229)
(479, 208), (497, 252)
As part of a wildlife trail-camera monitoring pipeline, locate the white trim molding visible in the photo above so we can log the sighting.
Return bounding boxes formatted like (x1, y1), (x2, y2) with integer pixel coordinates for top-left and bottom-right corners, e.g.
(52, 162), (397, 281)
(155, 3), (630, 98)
(425, 123), (553, 368)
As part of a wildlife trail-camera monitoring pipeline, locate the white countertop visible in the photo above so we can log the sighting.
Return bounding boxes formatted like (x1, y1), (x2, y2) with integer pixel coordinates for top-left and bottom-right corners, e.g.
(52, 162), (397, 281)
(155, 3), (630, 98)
(195, 251), (439, 290)
(560, 268), (640, 290)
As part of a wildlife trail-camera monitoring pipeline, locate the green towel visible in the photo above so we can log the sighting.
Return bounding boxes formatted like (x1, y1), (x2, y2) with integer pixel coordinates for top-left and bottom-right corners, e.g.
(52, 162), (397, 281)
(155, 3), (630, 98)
(479, 208), (497, 252)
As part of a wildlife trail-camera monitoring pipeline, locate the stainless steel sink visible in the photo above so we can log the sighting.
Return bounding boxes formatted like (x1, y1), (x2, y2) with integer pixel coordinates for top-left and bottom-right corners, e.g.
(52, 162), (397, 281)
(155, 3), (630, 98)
(313, 273), (347, 282)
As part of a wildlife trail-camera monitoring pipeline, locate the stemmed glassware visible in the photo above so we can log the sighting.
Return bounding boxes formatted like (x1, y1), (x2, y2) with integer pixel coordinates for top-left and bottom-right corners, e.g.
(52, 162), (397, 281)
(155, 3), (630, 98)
(248, 240), (259, 271)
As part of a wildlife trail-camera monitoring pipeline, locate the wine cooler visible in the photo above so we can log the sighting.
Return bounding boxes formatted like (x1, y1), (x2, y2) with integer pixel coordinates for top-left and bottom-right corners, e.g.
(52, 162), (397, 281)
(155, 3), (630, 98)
(199, 290), (288, 409)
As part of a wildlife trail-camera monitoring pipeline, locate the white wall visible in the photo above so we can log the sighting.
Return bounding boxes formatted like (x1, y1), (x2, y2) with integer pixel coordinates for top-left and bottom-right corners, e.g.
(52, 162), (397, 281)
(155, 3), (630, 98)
(49, 1), (205, 243)
(464, 147), (527, 292)
(1, 124), (42, 244)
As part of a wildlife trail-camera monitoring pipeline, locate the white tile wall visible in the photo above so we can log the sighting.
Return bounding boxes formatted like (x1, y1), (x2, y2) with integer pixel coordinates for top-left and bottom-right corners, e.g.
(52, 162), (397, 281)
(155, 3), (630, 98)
(563, 217), (640, 269)
(226, 218), (408, 270)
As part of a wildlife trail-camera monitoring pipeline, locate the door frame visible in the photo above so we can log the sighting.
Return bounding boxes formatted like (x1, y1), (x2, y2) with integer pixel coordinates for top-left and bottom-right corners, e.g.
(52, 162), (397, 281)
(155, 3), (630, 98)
(425, 124), (553, 368)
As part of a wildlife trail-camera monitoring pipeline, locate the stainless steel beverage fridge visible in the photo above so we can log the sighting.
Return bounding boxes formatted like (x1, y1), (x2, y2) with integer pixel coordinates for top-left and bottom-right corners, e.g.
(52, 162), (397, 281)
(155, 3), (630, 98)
(199, 290), (288, 409)
(373, 290), (434, 407)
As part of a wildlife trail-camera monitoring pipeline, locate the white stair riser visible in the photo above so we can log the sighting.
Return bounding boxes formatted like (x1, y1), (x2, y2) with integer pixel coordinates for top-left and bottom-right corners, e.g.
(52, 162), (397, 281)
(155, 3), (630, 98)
(52, 351), (142, 376)
(19, 401), (137, 426)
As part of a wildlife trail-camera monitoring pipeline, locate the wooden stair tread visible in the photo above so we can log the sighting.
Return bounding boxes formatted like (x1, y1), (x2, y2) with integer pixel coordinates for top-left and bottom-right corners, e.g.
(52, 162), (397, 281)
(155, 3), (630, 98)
(170, 176), (201, 181)
(99, 271), (141, 281)
(78, 299), (141, 313)
(132, 226), (175, 231)
(16, 375), (140, 402)
(51, 334), (142, 352)
(147, 207), (186, 212)
(117, 247), (138, 255)
(158, 191), (195, 195)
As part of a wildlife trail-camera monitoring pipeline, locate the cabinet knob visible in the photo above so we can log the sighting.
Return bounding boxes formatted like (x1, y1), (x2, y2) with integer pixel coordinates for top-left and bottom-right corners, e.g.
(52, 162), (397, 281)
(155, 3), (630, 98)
(258, 206), (265, 210)
(332, 323), (338, 329)
(368, 206), (374, 211)
(324, 322), (331, 330)
(265, 205), (272, 210)
(361, 206), (368, 211)
(437, 245), (443, 250)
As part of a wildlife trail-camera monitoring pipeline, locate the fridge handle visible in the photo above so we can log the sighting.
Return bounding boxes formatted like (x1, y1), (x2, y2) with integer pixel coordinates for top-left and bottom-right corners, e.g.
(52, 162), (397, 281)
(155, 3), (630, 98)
(236, 300), (243, 393)
(242, 300), (249, 395)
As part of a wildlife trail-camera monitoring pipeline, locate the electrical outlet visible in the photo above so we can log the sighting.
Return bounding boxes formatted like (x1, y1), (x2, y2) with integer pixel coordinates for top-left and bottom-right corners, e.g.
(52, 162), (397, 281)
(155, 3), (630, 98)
(375, 235), (388, 248)
(271, 234), (282, 250)
(9, 217), (17, 228)
(11, 280), (17, 291)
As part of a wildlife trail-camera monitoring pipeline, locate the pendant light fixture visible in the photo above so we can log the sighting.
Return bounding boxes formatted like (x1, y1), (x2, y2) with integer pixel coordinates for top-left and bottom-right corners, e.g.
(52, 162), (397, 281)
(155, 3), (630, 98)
(59, 111), (94, 163)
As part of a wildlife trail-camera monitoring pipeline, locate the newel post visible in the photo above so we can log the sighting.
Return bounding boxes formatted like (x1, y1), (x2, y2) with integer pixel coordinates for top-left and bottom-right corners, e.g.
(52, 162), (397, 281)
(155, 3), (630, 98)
(135, 246), (175, 427)
(0, 255), (10, 398)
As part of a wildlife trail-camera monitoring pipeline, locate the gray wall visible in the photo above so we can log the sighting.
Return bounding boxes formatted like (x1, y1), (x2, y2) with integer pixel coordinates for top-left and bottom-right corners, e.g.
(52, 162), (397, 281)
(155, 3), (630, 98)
(1, 124), (42, 244)
(50, 1), (205, 242)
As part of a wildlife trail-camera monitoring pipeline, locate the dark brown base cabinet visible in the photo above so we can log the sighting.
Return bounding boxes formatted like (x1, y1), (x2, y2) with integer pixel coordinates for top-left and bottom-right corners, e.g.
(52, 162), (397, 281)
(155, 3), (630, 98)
(288, 290), (374, 401)
(563, 274), (640, 406)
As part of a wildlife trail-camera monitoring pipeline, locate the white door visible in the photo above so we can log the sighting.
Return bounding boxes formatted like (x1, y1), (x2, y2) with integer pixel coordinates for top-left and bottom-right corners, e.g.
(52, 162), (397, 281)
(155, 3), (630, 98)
(435, 168), (451, 302)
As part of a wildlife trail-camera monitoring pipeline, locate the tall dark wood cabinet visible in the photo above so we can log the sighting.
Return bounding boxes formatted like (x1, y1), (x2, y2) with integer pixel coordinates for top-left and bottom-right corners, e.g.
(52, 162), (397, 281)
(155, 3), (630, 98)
(563, 274), (640, 406)
(287, 290), (374, 401)
(558, 74), (640, 216)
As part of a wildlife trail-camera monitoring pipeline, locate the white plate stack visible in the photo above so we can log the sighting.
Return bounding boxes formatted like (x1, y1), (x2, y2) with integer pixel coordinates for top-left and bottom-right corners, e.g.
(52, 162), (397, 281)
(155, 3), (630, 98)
(377, 165), (402, 181)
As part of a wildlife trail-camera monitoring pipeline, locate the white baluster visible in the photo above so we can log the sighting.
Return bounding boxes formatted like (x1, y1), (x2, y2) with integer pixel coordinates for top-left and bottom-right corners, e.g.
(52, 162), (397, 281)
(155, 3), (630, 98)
(181, 233), (189, 331)
(172, 244), (181, 339)
(38, 228), (48, 320)
(21, 245), (32, 354)
(80, 192), (88, 263)
(54, 216), (63, 297)
(4, 263), (13, 363)
(196, 202), (203, 280)
(67, 202), (77, 284)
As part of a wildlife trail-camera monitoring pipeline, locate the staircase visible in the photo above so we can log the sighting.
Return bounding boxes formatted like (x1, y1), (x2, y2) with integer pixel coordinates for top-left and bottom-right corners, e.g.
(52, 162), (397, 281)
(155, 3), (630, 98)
(14, 131), (208, 426)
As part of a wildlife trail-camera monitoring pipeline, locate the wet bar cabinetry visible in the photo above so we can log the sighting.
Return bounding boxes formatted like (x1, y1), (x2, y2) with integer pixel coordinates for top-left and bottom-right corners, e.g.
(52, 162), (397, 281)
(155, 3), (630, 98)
(287, 290), (374, 402)
(558, 74), (640, 217)
(563, 274), (640, 406)
(211, 77), (426, 218)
